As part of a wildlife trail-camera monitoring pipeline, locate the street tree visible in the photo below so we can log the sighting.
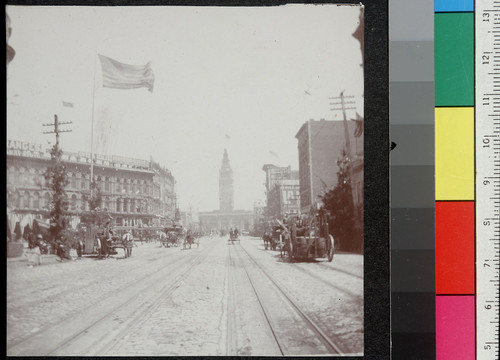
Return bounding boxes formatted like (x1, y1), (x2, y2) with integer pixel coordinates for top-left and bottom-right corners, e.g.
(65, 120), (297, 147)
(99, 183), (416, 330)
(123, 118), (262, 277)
(44, 143), (69, 248)
(321, 148), (361, 252)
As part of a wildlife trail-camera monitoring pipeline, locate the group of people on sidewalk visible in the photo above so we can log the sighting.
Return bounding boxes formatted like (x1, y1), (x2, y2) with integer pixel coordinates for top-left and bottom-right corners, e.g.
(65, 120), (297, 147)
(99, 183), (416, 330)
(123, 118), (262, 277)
(25, 232), (86, 266)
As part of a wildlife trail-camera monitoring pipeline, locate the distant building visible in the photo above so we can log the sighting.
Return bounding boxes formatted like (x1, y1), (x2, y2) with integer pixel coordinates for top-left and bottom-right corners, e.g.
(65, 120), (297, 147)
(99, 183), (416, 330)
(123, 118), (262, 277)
(262, 164), (296, 193)
(179, 209), (200, 232)
(6, 139), (176, 232)
(219, 149), (233, 212)
(252, 200), (266, 235)
(261, 164), (300, 219)
(266, 179), (300, 219)
(199, 149), (252, 232)
(295, 119), (362, 213)
(199, 210), (253, 233)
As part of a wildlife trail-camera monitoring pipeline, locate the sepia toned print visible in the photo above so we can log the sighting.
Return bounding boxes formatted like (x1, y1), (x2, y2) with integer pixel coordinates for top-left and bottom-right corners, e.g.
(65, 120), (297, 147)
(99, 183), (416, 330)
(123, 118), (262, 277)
(7, 4), (364, 356)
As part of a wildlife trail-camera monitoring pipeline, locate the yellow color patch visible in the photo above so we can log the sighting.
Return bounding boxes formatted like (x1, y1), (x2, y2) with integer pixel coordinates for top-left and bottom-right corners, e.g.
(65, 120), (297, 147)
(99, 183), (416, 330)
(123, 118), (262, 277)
(435, 107), (474, 200)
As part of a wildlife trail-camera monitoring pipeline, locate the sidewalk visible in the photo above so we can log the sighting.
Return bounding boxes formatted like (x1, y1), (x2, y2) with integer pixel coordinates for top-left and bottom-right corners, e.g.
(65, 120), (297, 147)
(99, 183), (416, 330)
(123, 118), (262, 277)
(7, 244), (69, 266)
(7, 252), (60, 266)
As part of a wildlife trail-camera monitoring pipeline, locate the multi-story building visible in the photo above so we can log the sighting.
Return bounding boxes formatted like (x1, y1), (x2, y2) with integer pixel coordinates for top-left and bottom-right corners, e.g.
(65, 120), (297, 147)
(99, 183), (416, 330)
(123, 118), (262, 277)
(261, 164), (300, 219)
(266, 179), (300, 219)
(295, 118), (363, 213)
(252, 200), (266, 235)
(6, 139), (176, 233)
(199, 149), (252, 233)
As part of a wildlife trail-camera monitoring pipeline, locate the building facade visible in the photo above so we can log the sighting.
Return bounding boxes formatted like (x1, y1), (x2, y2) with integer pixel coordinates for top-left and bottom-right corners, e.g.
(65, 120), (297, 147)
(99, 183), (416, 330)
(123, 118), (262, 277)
(199, 149), (252, 233)
(6, 139), (176, 231)
(295, 119), (363, 213)
(261, 164), (300, 219)
(198, 210), (253, 233)
(251, 200), (266, 235)
(266, 179), (300, 219)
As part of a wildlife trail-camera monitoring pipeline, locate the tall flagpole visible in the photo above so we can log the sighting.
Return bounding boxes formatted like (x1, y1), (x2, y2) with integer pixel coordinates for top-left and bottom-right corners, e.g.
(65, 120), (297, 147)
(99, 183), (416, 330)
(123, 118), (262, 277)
(90, 52), (98, 198)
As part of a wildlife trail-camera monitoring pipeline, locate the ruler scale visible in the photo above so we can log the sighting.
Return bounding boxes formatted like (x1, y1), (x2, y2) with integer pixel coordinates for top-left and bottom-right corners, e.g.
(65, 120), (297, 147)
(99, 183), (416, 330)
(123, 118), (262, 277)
(476, 1), (500, 359)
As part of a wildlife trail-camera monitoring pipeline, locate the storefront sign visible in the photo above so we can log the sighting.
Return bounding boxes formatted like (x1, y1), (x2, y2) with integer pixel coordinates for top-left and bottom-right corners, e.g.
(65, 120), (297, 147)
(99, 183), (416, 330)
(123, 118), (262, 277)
(7, 140), (46, 158)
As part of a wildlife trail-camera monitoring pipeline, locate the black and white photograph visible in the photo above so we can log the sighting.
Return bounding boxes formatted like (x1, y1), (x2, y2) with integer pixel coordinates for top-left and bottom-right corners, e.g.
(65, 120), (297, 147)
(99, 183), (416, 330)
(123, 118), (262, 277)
(7, 4), (364, 356)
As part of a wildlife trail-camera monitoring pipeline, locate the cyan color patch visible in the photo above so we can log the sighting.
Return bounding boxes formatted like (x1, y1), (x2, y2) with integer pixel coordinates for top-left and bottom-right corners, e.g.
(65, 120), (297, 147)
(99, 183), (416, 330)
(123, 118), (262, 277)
(435, 0), (474, 12)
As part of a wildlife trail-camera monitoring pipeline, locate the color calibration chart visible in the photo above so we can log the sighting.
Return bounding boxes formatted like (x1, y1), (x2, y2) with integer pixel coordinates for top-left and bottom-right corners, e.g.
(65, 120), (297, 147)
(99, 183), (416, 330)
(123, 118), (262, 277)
(436, 1), (499, 360)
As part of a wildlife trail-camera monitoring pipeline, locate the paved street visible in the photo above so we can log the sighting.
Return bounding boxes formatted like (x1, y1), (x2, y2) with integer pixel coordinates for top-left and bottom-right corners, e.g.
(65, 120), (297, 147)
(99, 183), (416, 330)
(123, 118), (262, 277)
(7, 236), (363, 356)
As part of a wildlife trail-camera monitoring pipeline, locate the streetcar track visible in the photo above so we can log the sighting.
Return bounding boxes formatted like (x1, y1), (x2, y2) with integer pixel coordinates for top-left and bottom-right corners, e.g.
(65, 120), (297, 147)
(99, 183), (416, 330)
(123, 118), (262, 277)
(316, 262), (363, 280)
(7, 251), (189, 351)
(292, 263), (363, 301)
(7, 244), (214, 356)
(236, 242), (350, 355)
(98, 243), (218, 356)
(8, 248), (177, 314)
(226, 244), (238, 355)
(229, 244), (285, 356)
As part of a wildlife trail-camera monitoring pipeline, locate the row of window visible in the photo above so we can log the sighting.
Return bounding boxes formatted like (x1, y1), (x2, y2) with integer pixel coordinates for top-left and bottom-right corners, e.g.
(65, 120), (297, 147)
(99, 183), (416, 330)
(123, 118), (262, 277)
(7, 170), (158, 196)
(7, 191), (164, 214)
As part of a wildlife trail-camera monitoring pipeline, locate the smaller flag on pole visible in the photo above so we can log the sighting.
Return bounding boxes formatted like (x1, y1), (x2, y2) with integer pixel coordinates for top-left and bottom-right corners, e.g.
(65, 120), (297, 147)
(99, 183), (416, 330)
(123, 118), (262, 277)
(98, 54), (155, 92)
(62, 101), (74, 108)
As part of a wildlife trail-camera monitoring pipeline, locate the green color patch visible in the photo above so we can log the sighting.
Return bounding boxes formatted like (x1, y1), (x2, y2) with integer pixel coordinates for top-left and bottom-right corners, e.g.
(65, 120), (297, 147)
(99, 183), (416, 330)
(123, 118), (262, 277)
(435, 13), (474, 107)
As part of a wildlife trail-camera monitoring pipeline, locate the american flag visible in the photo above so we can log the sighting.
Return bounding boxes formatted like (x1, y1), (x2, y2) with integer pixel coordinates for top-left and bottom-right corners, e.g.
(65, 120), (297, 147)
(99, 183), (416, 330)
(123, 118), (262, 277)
(98, 54), (155, 92)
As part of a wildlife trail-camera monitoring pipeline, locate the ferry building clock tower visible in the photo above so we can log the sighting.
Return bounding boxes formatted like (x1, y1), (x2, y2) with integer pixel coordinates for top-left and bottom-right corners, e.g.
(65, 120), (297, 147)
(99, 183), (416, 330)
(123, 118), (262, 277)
(219, 149), (234, 213)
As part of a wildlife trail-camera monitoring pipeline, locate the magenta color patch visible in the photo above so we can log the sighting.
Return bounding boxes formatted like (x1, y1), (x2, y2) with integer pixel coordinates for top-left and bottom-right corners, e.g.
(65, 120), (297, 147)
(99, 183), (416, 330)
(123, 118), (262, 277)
(436, 296), (475, 360)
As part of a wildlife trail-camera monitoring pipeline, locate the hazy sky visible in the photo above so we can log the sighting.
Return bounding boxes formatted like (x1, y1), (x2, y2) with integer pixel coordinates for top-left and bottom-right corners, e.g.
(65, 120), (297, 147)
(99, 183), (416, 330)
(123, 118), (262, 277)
(6, 5), (364, 212)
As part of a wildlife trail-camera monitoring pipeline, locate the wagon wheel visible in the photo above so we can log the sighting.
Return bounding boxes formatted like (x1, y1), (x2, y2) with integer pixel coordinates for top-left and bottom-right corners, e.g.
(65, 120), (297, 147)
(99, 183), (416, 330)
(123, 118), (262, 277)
(327, 234), (334, 262)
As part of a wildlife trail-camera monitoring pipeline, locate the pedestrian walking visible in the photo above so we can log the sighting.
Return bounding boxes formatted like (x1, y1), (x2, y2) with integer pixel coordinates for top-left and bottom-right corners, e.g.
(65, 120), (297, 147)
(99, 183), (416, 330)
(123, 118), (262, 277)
(123, 230), (133, 258)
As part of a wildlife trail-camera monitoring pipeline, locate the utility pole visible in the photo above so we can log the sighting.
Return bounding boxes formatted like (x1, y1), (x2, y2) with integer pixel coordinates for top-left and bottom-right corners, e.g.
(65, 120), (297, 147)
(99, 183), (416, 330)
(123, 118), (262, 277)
(43, 114), (72, 148)
(330, 91), (355, 163)
(330, 92), (357, 214)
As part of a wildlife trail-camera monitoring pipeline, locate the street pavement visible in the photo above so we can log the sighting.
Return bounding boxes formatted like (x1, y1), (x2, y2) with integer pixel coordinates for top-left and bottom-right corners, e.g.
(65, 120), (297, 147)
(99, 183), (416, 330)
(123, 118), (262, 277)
(7, 236), (363, 356)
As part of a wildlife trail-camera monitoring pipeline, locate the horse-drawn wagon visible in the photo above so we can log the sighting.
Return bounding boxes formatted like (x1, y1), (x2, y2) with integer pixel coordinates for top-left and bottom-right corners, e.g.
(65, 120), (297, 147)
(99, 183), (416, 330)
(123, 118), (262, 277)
(98, 226), (137, 258)
(279, 212), (334, 262)
(228, 229), (240, 244)
(183, 230), (199, 249)
(162, 226), (184, 247)
(263, 224), (284, 251)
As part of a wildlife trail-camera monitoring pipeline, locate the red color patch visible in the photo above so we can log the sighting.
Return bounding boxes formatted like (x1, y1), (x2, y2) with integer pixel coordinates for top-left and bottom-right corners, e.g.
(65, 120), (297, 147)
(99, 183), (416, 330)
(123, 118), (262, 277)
(436, 201), (475, 295)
